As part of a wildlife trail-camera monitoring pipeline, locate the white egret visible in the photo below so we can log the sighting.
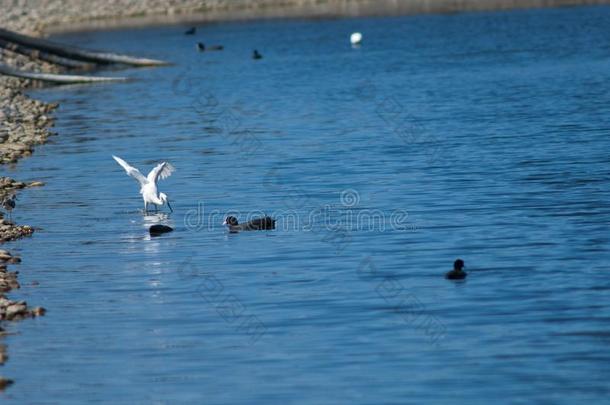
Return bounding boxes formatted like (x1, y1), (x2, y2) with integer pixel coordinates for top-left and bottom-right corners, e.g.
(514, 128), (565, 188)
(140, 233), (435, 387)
(112, 155), (175, 213)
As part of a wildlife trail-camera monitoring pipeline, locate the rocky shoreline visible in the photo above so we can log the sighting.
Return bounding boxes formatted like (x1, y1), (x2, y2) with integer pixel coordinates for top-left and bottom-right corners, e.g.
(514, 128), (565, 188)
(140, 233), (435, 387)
(0, 176), (48, 388)
(0, 6), (63, 388)
(2, 0), (609, 35)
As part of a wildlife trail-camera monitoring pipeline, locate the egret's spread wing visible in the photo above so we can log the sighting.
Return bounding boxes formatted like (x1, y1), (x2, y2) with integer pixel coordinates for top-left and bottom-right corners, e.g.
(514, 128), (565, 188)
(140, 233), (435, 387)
(112, 155), (148, 185)
(147, 162), (175, 183)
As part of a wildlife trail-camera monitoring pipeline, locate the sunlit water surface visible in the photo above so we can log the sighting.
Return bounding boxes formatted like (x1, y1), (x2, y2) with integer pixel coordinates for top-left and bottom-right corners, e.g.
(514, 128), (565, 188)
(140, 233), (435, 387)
(3, 6), (610, 404)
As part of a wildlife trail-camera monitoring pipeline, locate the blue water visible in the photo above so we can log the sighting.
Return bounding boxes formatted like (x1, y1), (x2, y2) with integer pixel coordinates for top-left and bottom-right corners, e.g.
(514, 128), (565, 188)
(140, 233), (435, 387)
(3, 5), (610, 404)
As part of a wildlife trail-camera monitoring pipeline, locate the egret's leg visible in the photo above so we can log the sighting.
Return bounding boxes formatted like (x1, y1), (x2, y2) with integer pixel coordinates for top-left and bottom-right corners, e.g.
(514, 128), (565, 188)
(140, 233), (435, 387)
(144, 202), (148, 214)
(155, 204), (158, 213)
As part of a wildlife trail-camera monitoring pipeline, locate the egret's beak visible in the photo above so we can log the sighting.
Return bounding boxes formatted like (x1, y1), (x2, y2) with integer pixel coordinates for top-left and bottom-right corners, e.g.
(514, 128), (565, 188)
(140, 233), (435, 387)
(167, 199), (173, 213)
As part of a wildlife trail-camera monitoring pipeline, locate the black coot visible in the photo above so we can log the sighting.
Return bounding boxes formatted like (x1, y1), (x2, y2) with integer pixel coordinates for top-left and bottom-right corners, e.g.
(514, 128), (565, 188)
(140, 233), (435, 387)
(223, 216), (275, 232)
(445, 259), (467, 280)
(197, 42), (224, 51)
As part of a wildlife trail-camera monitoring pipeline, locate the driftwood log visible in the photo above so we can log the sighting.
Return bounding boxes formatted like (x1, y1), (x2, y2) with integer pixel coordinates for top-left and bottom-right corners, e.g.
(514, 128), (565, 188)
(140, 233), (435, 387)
(0, 38), (95, 69)
(0, 28), (169, 66)
(0, 27), (169, 84)
(0, 64), (127, 83)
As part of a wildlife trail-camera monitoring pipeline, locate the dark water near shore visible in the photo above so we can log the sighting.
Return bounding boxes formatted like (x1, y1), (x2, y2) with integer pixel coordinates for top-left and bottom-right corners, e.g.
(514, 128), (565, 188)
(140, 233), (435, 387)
(4, 6), (610, 404)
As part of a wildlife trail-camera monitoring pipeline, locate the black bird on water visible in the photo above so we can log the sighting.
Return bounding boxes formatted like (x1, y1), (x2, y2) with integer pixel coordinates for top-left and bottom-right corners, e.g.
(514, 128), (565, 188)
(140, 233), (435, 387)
(184, 27), (196, 35)
(223, 216), (275, 232)
(196, 42), (224, 52)
(445, 259), (467, 280)
(252, 50), (263, 60)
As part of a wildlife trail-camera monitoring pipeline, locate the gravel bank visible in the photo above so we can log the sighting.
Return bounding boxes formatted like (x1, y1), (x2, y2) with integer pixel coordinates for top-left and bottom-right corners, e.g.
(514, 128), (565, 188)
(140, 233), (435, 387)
(3, 0), (610, 34)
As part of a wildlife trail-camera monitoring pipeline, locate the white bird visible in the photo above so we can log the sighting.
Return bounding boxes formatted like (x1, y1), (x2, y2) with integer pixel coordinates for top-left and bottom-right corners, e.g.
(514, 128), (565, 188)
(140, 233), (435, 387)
(350, 32), (363, 46)
(112, 155), (175, 213)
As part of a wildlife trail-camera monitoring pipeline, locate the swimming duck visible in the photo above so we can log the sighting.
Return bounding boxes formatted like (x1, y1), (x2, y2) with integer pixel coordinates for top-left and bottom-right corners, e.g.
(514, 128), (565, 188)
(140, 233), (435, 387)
(252, 50), (263, 60)
(196, 42), (224, 52)
(184, 27), (196, 35)
(223, 216), (275, 232)
(445, 259), (467, 280)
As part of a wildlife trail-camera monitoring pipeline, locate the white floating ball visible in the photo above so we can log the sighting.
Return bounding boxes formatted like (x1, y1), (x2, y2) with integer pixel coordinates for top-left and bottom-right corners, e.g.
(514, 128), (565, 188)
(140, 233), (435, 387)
(350, 32), (363, 45)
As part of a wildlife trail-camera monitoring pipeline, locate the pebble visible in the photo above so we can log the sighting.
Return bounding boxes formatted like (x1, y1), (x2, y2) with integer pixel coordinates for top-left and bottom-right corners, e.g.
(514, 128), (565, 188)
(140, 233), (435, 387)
(0, 295), (46, 321)
(0, 251), (43, 319)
